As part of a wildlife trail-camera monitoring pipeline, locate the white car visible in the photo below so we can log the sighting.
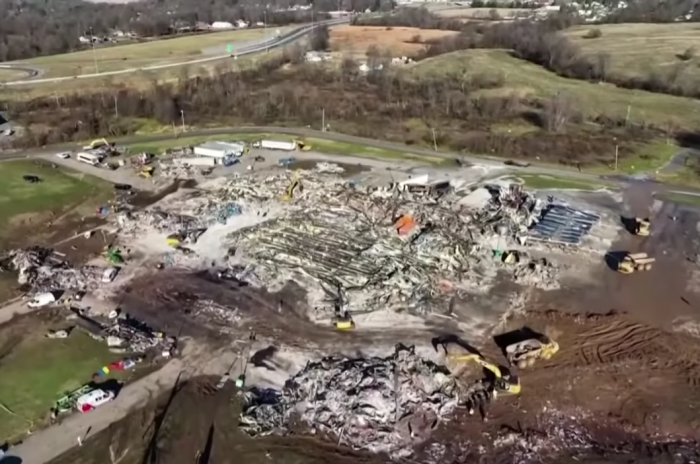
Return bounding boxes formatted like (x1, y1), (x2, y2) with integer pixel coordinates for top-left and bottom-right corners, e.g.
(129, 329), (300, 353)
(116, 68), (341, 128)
(76, 388), (115, 413)
(101, 267), (119, 283)
(55, 152), (70, 159)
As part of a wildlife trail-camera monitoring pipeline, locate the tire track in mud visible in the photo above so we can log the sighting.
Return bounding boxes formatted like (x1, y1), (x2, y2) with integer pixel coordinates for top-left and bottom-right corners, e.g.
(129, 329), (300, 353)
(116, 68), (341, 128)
(550, 317), (700, 385)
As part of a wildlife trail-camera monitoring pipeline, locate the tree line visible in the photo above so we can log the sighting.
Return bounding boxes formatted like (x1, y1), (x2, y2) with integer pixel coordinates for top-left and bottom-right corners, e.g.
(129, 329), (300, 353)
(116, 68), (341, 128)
(4, 43), (649, 168)
(0, 0), (389, 62)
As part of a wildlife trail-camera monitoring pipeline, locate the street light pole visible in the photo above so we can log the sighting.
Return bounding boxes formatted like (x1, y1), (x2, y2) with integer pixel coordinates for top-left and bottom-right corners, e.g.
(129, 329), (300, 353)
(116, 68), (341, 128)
(89, 27), (99, 74)
(180, 110), (186, 133)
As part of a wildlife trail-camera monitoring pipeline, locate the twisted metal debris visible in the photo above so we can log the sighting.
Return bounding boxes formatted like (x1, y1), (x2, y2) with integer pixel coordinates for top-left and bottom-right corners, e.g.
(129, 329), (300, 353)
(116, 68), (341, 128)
(240, 345), (459, 460)
(0, 247), (103, 292)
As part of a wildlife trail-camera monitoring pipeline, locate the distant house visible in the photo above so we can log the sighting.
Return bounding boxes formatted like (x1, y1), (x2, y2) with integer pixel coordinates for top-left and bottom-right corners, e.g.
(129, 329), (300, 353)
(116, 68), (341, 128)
(304, 51), (332, 62)
(211, 21), (234, 30)
(235, 19), (249, 28)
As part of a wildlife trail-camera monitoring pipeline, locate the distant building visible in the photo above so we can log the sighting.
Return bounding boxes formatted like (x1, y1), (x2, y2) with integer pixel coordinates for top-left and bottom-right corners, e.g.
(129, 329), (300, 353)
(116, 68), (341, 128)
(304, 51), (332, 62)
(211, 21), (235, 30)
(194, 141), (246, 158)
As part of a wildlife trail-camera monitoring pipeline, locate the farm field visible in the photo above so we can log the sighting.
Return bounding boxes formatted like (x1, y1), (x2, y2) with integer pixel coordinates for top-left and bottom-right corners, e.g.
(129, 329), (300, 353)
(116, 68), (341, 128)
(567, 23), (700, 88)
(7, 28), (275, 79)
(329, 25), (457, 57)
(410, 49), (700, 129)
(0, 67), (33, 83)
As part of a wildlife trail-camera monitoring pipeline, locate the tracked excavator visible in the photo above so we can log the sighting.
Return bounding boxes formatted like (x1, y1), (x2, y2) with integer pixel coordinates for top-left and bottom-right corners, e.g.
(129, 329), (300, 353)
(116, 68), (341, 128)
(282, 173), (303, 201)
(432, 335), (521, 396)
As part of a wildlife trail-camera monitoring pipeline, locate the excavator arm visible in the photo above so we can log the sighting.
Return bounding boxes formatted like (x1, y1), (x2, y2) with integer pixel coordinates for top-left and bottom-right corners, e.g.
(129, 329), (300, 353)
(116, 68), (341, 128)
(449, 354), (503, 379)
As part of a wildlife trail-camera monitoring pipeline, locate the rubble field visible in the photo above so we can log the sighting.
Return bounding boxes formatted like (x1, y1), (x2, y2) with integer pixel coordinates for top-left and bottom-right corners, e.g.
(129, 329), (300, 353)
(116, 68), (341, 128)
(47, 311), (700, 464)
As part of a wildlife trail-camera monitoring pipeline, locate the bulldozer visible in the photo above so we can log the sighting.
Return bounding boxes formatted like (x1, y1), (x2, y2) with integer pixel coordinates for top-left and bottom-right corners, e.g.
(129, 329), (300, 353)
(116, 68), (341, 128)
(634, 218), (651, 236)
(83, 138), (111, 151)
(282, 173), (303, 201)
(615, 252), (655, 274)
(505, 336), (559, 369)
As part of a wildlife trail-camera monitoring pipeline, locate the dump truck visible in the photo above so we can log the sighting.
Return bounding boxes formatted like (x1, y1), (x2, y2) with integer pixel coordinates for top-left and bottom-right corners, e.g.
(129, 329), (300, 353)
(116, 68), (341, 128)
(506, 336), (559, 369)
(635, 218), (651, 236)
(615, 252), (655, 274)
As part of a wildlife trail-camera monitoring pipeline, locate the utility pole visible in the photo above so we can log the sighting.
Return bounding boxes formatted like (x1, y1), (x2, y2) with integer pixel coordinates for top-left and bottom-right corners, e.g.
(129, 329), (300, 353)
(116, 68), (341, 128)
(625, 104), (631, 127)
(614, 144), (619, 171)
(321, 108), (325, 132)
(431, 128), (438, 151)
(180, 110), (186, 133)
(114, 94), (118, 119)
(264, 11), (268, 54)
(89, 27), (99, 74)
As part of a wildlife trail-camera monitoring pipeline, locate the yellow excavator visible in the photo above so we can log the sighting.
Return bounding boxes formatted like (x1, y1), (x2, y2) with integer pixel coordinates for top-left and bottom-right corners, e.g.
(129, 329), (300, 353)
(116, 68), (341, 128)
(282, 173), (303, 201)
(432, 335), (521, 396)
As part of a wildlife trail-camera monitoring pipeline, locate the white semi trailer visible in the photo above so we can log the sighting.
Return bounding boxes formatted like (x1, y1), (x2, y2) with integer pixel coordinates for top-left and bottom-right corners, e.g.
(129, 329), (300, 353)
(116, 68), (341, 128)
(252, 139), (296, 151)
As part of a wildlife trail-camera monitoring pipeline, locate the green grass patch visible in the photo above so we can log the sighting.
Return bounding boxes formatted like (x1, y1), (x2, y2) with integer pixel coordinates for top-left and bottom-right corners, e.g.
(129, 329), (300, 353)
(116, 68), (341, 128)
(583, 139), (678, 175)
(658, 191), (700, 207)
(304, 138), (446, 165)
(0, 331), (119, 441)
(410, 50), (700, 130)
(502, 174), (606, 190)
(14, 28), (279, 78)
(0, 160), (111, 233)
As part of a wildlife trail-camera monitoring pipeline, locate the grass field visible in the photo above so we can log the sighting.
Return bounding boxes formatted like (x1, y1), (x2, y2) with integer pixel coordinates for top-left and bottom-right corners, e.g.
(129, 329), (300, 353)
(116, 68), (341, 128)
(568, 23), (700, 88)
(410, 49), (700, 129)
(10, 29), (275, 79)
(0, 325), (118, 442)
(0, 160), (112, 236)
(0, 68), (32, 83)
(0, 50), (276, 101)
(330, 25), (457, 57)
(658, 191), (700, 207)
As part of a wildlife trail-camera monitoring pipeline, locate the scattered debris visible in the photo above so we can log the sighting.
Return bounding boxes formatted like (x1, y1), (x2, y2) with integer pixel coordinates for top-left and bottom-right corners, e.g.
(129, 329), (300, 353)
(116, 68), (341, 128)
(240, 345), (459, 460)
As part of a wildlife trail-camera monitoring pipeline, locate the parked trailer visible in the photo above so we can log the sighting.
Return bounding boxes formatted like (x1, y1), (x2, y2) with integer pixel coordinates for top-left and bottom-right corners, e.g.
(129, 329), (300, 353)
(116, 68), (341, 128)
(173, 157), (217, 167)
(253, 140), (296, 151)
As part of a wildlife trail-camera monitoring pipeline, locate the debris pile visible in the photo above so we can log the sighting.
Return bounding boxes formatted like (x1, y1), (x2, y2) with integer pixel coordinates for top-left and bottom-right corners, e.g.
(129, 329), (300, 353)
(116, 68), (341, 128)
(0, 247), (104, 292)
(111, 170), (594, 315)
(511, 258), (561, 291)
(240, 345), (459, 460)
(104, 315), (175, 354)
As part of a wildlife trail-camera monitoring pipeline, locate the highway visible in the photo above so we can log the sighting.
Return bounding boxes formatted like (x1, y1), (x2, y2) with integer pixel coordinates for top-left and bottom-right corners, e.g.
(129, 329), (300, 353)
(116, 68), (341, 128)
(0, 18), (349, 87)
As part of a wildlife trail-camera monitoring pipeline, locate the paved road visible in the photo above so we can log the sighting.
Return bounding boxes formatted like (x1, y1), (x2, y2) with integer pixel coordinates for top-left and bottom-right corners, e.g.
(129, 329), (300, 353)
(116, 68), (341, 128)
(0, 18), (348, 87)
(2, 125), (618, 185)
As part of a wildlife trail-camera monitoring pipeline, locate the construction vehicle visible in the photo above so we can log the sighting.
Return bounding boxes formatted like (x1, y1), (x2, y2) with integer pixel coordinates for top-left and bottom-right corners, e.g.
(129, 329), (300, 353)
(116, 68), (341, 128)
(432, 335), (520, 396)
(328, 282), (355, 330)
(615, 252), (655, 274)
(139, 166), (154, 178)
(282, 173), (303, 201)
(82, 138), (111, 150)
(332, 311), (355, 330)
(166, 229), (206, 247)
(505, 336), (559, 369)
(634, 218), (651, 236)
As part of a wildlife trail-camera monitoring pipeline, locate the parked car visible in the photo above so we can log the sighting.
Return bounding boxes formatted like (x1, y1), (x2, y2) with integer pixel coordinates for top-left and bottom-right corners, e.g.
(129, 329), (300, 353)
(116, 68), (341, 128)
(55, 152), (71, 159)
(76, 388), (115, 413)
(101, 267), (119, 283)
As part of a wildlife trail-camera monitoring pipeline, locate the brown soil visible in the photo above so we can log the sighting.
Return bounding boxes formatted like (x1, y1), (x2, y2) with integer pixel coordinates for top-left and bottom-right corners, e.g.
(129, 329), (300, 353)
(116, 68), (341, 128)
(329, 25), (458, 56)
(46, 310), (700, 464)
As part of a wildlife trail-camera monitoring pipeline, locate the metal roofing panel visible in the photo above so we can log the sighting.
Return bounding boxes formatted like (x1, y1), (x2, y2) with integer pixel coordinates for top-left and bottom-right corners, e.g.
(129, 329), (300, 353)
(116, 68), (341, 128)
(528, 204), (600, 245)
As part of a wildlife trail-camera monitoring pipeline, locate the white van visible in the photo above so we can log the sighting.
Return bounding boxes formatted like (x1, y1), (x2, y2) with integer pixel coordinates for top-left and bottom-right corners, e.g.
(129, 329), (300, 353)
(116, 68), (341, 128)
(76, 152), (101, 166)
(76, 388), (115, 412)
